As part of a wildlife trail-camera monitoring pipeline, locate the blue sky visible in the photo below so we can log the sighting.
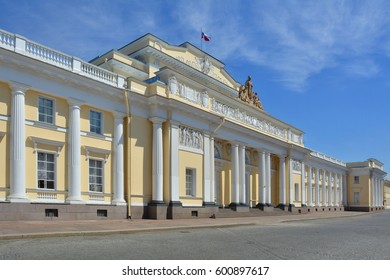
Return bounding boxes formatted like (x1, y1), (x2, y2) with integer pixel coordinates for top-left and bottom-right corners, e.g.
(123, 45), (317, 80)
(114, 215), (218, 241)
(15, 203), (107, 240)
(1, 0), (389, 175)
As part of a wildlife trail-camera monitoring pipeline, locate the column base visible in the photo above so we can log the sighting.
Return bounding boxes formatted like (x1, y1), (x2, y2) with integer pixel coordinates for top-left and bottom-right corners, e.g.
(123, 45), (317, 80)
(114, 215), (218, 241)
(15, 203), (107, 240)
(257, 203), (273, 211)
(112, 199), (127, 206)
(148, 201), (167, 220)
(65, 197), (85, 204)
(229, 203), (249, 212)
(6, 195), (30, 203)
(288, 204), (295, 211)
(203, 202), (217, 207)
(276, 204), (288, 210)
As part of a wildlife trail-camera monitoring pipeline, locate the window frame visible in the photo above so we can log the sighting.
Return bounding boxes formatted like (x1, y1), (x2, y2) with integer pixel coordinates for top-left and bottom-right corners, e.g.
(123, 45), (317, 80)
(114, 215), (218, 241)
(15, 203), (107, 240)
(89, 109), (103, 135)
(36, 151), (56, 190)
(185, 168), (196, 197)
(354, 176), (360, 184)
(88, 158), (104, 193)
(38, 96), (55, 125)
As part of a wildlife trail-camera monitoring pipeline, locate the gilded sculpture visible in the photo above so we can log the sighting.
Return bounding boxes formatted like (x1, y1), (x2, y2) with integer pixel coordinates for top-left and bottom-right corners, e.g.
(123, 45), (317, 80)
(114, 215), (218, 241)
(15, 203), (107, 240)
(239, 75), (263, 110)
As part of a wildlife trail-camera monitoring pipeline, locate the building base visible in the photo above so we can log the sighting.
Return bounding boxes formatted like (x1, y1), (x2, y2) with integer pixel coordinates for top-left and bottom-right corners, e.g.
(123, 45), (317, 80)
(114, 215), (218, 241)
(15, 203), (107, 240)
(229, 203), (249, 212)
(0, 201), (127, 221)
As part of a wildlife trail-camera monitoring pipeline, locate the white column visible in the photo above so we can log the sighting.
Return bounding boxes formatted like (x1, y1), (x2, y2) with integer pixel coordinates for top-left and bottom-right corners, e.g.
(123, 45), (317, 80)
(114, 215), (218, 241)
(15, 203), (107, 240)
(231, 143), (239, 205)
(66, 100), (83, 203)
(342, 174), (347, 207)
(328, 172), (333, 206)
(308, 165), (313, 206)
(8, 82), (29, 202)
(170, 121), (180, 203)
(289, 157), (294, 205)
(301, 162), (306, 206)
(203, 133), (212, 205)
(334, 174), (339, 206)
(150, 117), (164, 202)
(322, 170), (327, 206)
(112, 114), (126, 205)
(279, 156), (286, 206)
(259, 150), (266, 205)
(210, 137), (215, 204)
(339, 174), (343, 207)
(375, 178), (379, 207)
(266, 152), (272, 205)
(239, 145), (246, 205)
(315, 168), (320, 207)
(380, 179), (384, 207)
(372, 177), (376, 207)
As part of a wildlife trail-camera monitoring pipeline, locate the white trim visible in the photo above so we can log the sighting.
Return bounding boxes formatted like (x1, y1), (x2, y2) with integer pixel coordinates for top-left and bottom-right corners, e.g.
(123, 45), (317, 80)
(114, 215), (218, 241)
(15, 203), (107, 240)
(89, 109), (104, 135)
(185, 167), (197, 197)
(83, 146), (111, 163)
(37, 95), (56, 125)
(179, 145), (204, 155)
(0, 114), (9, 121)
(36, 150), (57, 191)
(29, 136), (64, 156)
(88, 157), (105, 194)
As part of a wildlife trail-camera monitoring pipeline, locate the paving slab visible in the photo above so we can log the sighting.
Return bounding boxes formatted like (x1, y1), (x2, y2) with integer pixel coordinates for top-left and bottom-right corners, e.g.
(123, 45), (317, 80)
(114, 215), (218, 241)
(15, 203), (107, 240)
(0, 211), (369, 240)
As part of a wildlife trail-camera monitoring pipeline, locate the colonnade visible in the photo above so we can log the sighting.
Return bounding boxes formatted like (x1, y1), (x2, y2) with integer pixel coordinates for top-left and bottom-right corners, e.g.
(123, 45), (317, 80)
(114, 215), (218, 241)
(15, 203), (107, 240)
(7, 81), (126, 204)
(302, 165), (346, 207)
(372, 177), (384, 207)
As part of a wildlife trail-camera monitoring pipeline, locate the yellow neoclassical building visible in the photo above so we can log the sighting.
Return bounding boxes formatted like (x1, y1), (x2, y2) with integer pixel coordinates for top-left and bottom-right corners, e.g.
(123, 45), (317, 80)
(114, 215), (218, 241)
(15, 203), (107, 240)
(0, 29), (387, 220)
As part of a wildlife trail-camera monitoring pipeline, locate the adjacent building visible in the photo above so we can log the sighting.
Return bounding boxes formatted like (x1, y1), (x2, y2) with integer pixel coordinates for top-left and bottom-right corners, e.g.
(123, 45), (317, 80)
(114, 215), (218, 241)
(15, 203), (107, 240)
(0, 29), (387, 220)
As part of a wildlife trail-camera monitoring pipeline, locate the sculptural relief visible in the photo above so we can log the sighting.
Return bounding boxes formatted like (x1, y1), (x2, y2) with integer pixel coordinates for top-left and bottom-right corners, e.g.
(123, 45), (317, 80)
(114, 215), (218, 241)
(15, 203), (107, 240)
(179, 126), (203, 150)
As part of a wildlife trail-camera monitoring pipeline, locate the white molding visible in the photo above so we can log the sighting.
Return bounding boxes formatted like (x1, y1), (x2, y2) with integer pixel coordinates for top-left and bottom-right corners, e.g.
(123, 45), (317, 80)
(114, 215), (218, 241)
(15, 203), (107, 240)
(29, 136), (64, 156)
(83, 145), (111, 162)
(179, 145), (204, 155)
(0, 114), (9, 121)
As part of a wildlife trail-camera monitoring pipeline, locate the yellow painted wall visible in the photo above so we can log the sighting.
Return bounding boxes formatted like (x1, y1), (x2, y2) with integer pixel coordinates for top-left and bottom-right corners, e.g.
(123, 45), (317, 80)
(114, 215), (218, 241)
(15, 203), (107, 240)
(179, 150), (203, 206)
(25, 90), (67, 127)
(0, 82), (11, 116)
(348, 174), (370, 206)
(80, 105), (114, 137)
(130, 116), (152, 204)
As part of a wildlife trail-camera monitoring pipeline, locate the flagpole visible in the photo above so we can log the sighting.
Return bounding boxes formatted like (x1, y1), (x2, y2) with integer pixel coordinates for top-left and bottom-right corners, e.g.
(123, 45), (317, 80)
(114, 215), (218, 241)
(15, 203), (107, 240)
(201, 28), (203, 50)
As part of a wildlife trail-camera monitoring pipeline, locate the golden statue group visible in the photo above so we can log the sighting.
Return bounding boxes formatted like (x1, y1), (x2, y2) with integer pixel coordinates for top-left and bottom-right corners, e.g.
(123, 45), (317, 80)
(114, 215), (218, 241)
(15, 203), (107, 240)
(238, 75), (263, 110)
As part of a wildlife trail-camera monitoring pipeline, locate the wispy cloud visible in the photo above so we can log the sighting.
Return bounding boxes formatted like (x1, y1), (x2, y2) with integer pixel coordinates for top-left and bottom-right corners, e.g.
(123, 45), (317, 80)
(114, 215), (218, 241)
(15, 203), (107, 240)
(2, 0), (389, 91)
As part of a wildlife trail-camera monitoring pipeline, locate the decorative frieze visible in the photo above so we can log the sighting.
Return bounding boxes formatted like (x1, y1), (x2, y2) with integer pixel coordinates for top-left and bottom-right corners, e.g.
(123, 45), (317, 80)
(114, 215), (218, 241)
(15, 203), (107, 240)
(292, 160), (302, 173)
(179, 126), (203, 152)
(168, 76), (209, 108)
(211, 98), (288, 140)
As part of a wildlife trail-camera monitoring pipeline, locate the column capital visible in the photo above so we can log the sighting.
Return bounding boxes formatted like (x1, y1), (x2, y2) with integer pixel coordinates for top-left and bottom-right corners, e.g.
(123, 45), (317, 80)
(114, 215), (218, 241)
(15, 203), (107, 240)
(149, 116), (165, 125)
(113, 111), (127, 120)
(68, 98), (85, 107)
(9, 81), (31, 94)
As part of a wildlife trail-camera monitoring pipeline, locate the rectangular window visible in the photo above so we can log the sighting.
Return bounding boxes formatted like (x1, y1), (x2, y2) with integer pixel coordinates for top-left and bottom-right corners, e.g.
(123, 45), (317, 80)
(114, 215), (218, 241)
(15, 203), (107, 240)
(38, 97), (54, 124)
(186, 168), (196, 196)
(89, 159), (103, 192)
(90, 110), (102, 134)
(354, 176), (360, 184)
(294, 183), (299, 201)
(37, 152), (55, 189)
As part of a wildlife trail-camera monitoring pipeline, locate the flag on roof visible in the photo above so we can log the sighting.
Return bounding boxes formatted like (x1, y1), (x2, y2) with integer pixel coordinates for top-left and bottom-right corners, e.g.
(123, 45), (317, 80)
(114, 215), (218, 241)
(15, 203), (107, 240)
(201, 32), (211, 42)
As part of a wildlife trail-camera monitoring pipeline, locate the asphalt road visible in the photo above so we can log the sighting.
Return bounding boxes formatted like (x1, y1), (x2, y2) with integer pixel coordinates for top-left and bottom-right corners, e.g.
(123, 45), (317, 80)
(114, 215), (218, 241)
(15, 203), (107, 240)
(1, 211), (389, 260)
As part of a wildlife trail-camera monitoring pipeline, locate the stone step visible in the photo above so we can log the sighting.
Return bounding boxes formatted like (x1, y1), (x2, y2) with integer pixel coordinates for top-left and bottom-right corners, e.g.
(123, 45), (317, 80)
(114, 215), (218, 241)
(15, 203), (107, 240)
(212, 207), (295, 218)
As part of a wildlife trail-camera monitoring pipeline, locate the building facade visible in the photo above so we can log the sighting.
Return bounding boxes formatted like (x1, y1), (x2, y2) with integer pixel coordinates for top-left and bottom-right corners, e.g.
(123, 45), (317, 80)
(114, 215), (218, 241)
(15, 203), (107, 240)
(0, 29), (387, 220)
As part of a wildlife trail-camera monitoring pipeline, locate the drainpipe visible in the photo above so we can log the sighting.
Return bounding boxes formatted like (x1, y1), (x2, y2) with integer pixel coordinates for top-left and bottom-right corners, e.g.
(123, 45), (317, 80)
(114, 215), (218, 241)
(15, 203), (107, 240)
(123, 88), (131, 219)
(211, 116), (225, 136)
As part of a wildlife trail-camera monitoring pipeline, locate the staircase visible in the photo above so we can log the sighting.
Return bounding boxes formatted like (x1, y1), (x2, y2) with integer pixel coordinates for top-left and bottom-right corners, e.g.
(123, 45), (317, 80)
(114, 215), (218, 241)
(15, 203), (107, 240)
(213, 207), (295, 218)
